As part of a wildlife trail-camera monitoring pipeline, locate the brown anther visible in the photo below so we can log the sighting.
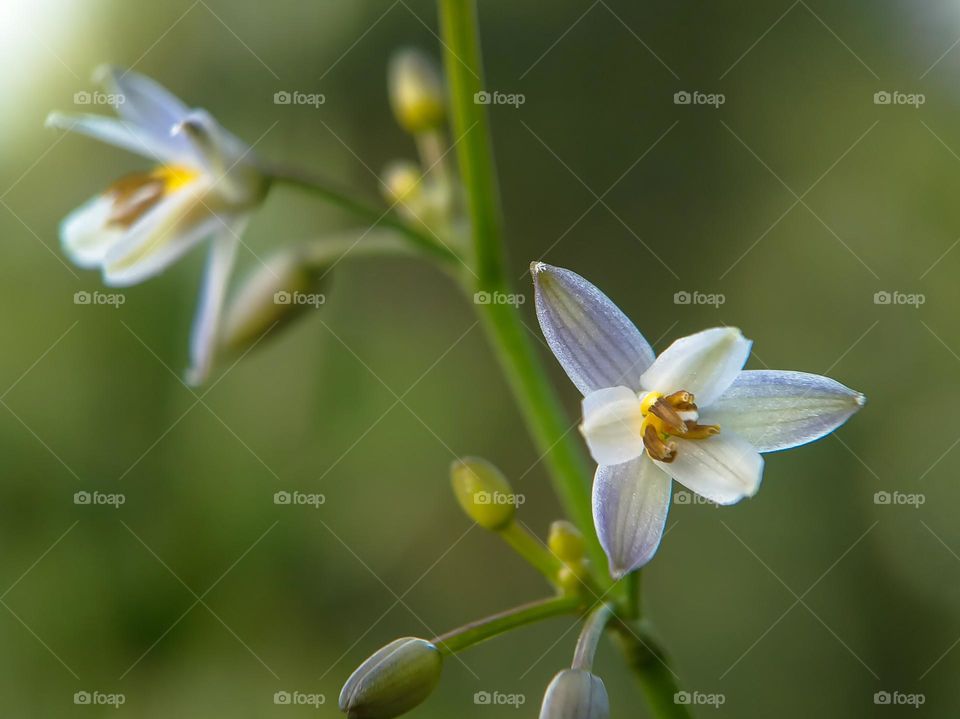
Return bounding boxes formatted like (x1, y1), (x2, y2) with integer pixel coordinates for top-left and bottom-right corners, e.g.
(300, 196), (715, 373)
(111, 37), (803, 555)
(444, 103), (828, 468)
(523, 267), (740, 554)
(105, 172), (166, 229)
(682, 422), (720, 440)
(664, 390), (697, 412)
(643, 425), (677, 463)
(647, 398), (688, 435)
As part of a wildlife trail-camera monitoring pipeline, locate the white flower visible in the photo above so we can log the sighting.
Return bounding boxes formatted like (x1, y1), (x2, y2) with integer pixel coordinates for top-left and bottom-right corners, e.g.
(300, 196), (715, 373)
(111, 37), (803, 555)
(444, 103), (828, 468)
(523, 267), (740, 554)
(531, 262), (865, 578)
(47, 66), (269, 384)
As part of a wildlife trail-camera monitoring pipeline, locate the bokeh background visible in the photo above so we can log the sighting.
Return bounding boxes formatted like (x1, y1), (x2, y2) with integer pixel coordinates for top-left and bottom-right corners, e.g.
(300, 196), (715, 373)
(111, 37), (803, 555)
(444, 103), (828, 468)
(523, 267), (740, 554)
(1, 0), (958, 716)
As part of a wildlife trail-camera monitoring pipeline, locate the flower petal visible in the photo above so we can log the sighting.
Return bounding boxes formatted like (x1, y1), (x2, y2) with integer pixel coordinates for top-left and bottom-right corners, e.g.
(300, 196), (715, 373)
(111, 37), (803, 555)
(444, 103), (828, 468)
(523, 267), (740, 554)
(654, 431), (763, 505)
(60, 194), (125, 268)
(640, 327), (751, 407)
(46, 112), (174, 162)
(187, 227), (242, 386)
(532, 262), (655, 395)
(700, 370), (865, 453)
(593, 455), (672, 577)
(95, 65), (190, 136)
(580, 386), (646, 465)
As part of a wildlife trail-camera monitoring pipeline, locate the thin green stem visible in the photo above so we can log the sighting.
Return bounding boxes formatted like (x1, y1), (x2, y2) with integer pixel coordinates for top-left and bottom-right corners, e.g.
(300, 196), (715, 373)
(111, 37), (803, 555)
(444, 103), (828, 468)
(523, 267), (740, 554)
(572, 603), (614, 670)
(612, 624), (691, 719)
(499, 521), (563, 581)
(265, 163), (459, 265)
(437, 0), (609, 586)
(432, 595), (582, 654)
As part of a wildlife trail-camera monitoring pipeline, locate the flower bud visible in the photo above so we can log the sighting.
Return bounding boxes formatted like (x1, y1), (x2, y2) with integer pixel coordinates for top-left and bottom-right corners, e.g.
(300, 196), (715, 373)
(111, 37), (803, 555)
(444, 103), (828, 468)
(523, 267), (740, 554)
(339, 637), (443, 719)
(381, 161), (423, 206)
(548, 520), (586, 563)
(450, 457), (516, 530)
(388, 49), (445, 134)
(539, 669), (609, 719)
(220, 251), (326, 353)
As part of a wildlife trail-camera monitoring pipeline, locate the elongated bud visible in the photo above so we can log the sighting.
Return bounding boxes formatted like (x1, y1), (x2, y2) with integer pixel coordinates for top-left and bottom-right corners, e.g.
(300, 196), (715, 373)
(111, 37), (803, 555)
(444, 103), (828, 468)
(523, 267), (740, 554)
(539, 669), (609, 719)
(339, 637), (442, 719)
(450, 457), (517, 530)
(220, 251), (327, 353)
(548, 520), (586, 563)
(388, 49), (445, 134)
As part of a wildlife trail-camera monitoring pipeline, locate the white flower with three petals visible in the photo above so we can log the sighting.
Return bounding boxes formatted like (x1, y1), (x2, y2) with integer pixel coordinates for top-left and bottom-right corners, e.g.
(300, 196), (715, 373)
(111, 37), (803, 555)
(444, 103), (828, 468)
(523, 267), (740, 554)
(531, 262), (865, 578)
(47, 67), (269, 384)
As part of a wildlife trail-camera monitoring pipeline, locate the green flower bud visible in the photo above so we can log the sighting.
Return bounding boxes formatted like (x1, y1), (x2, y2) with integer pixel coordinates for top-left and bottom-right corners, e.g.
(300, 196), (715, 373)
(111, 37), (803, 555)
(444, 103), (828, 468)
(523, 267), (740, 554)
(539, 669), (609, 719)
(220, 251), (327, 353)
(450, 457), (517, 530)
(548, 520), (586, 563)
(339, 637), (442, 719)
(388, 49), (445, 134)
(381, 161), (423, 206)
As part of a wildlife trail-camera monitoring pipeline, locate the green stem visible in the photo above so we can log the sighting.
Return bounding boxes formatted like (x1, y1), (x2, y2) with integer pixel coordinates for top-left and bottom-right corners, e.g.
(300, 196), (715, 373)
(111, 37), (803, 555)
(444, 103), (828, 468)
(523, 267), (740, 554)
(265, 163), (459, 265)
(572, 603), (614, 670)
(499, 521), (563, 581)
(437, 0), (609, 586)
(612, 624), (691, 719)
(432, 595), (582, 654)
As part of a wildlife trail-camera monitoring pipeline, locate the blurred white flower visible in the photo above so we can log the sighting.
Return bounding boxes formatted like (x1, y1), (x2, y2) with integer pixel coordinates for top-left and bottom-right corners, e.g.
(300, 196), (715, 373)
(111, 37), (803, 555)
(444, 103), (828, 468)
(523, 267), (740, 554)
(532, 262), (865, 577)
(47, 66), (269, 384)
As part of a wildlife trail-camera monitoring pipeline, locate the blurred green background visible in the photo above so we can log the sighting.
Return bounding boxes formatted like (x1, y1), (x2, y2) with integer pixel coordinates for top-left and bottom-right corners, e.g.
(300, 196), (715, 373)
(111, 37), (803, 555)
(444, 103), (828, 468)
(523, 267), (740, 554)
(1, 0), (958, 716)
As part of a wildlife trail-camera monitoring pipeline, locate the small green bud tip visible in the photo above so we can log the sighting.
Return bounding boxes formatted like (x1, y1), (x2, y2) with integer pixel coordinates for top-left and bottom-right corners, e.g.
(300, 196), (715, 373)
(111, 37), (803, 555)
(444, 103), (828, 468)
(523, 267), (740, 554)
(548, 520), (586, 563)
(381, 161), (423, 206)
(539, 669), (609, 719)
(339, 637), (442, 719)
(388, 48), (446, 134)
(450, 457), (517, 531)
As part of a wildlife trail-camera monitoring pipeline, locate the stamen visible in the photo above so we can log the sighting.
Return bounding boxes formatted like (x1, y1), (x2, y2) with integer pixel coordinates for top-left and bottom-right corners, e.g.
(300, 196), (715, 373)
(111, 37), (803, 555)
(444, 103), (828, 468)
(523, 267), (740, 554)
(104, 165), (200, 229)
(642, 425), (676, 463)
(682, 422), (720, 440)
(647, 399), (687, 435)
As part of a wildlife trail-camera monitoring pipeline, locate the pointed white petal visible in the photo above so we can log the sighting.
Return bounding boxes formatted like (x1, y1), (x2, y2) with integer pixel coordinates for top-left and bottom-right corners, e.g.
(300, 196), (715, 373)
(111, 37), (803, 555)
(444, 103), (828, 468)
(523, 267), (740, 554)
(46, 112), (173, 162)
(171, 110), (260, 203)
(580, 387), (646, 465)
(60, 194), (124, 268)
(701, 370), (865, 453)
(101, 186), (217, 287)
(95, 65), (190, 130)
(187, 228), (242, 386)
(655, 431), (763, 505)
(593, 455), (672, 577)
(640, 327), (751, 407)
(532, 263), (655, 395)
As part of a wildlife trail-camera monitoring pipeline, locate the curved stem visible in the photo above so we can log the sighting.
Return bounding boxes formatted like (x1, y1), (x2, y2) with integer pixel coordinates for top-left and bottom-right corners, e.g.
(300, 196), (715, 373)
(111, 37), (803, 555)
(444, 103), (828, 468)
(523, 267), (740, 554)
(432, 595), (582, 654)
(572, 603), (614, 670)
(265, 163), (460, 265)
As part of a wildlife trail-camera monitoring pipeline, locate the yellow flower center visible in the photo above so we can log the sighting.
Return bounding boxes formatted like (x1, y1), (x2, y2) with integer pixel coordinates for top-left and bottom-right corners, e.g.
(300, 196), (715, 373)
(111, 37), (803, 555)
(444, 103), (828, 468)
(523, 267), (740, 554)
(104, 164), (201, 229)
(638, 390), (719, 463)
